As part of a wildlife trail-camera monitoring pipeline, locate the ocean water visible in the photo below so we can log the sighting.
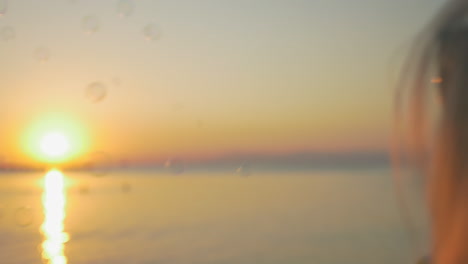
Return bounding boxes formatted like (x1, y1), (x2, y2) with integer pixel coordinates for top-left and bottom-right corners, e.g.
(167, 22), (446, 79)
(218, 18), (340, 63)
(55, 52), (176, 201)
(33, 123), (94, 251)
(0, 168), (422, 264)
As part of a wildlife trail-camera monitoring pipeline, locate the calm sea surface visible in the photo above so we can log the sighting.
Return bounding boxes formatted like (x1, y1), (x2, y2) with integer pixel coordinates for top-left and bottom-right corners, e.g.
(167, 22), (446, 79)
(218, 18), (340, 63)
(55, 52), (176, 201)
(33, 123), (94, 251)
(0, 168), (425, 264)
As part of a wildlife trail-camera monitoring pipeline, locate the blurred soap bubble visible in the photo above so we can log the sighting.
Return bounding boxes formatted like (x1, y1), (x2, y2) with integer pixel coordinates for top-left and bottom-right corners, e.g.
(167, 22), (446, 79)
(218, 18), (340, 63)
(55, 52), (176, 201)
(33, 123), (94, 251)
(0, 26), (14, 41)
(111, 77), (121, 86)
(172, 103), (184, 112)
(0, 0), (7, 16)
(121, 182), (131, 193)
(85, 81), (107, 103)
(33, 47), (50, 62)
(82, 15), (100, 34)
(143, 23), (161, 41)
(196, 119), (204, 129)
(116, 0), (134, 18)
(86, 151), (112, 176)
(417, 256), (431, 264)
(119, 158), (130, 169)
(79, 184), (90, 195)
(164, 158), (184, 175)
(236, 163), (251, 177)
(0, 156), (12, 172)
(14, 207), (34, 227)
(0, 155), (6, 171)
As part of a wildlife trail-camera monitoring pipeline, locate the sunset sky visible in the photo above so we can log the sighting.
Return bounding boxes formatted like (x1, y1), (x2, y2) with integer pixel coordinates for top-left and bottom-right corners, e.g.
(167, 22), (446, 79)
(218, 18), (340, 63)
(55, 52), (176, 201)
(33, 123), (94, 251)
(0, 0), (446, 167)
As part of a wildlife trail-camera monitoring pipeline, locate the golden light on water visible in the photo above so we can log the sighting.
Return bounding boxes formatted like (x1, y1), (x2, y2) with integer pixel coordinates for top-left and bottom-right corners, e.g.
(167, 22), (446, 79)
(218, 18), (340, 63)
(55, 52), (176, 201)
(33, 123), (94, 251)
(41, 169), (69, 264)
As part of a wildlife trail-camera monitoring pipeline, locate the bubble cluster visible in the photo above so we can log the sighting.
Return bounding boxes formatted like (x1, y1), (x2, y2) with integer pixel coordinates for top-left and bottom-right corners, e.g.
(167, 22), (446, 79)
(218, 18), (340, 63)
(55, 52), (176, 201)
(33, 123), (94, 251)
(116, 0), (134, 18)
(33, 47), (50, 62)
(14, 207), (34, 227)
(82, 15), (100, 34)
(164, 158), (184, 175)
(85, 81), (107, 103)
(0, 26), (14, 41)
(0, 0), (7, 16)
(143, 23), (161, 41)
(86, 151), (112, 176)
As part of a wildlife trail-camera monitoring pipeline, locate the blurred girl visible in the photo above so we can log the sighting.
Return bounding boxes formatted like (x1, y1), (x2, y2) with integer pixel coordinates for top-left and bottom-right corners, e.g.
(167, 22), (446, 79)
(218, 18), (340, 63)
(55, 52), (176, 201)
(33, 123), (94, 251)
(396, 1), (468, 263)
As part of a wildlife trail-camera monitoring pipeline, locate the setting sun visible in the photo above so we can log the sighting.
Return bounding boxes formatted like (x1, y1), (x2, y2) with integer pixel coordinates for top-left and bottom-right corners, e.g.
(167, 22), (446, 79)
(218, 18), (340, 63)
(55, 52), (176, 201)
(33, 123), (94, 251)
(22, 113), (89, 164)
(40, 132), (70, 158)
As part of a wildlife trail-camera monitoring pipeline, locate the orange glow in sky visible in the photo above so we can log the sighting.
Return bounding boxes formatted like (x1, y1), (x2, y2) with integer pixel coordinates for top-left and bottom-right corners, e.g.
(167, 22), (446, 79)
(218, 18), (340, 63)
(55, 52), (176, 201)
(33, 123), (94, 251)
(20, 113), (89, 165)
(0, 0), (437, 167)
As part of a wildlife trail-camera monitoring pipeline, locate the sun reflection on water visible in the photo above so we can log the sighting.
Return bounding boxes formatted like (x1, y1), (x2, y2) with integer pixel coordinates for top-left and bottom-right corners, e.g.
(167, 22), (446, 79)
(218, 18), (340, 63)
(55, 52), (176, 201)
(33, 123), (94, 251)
(41, 169), (69, 264)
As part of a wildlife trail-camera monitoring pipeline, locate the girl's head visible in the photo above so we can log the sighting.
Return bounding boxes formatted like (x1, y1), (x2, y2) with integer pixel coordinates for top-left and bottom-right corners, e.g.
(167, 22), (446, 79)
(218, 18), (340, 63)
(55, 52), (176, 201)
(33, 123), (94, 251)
(397, 1), (468, 263)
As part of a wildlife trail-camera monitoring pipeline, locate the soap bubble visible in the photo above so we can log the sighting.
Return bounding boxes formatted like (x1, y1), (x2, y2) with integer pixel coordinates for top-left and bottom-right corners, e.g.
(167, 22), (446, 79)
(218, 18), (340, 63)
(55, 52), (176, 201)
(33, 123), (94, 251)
(236, 163), (251, 177)
(85, 81), (107, 103)
(196, 119), (204, 128)
(0, 0), (8, 16)
(0, 156), (12, 172)
(86, 151), (112, 176)
(79, 184), (90, 195)
(417, 256), (431, 264)
(111, 77), (121, 86)
(172, 103), (184, 112)
(164, 158), (184, 175)
(116, 0), (134, 18)
(82, 15), (99, 34)
(33, 47), (50, 62)
(121, 182), (131, 193)
(0, 26), (14, 41)
(14, 207), (34, 227)
(143, 23), (161, 41)
(118, 159), (130, 169)
(0, 156), (6, 170)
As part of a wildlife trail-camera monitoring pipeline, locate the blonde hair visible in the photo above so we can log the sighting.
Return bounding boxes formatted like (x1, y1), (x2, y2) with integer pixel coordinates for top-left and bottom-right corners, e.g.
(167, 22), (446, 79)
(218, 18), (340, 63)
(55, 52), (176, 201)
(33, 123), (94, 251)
(395, 1), (468, 263)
